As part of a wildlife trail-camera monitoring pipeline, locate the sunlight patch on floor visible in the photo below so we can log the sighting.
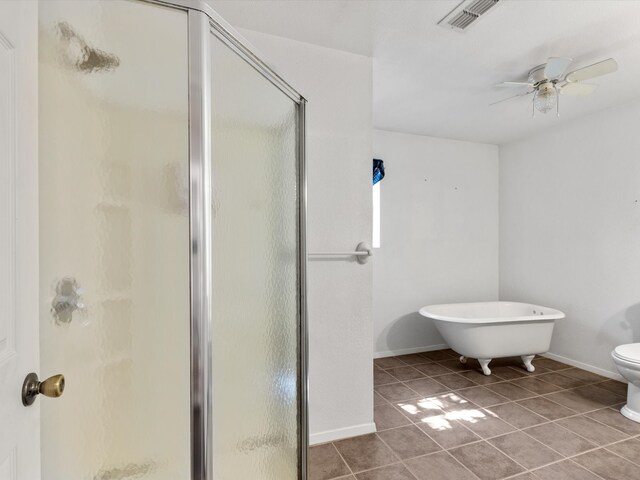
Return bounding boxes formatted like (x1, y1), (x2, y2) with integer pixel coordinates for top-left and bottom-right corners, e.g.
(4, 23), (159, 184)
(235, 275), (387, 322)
(395, 391), (498, 429)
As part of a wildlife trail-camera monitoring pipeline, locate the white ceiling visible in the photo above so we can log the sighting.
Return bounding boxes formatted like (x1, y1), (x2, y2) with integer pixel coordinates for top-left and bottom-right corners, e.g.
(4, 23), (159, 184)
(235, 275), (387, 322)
(209, 0), (640, 145)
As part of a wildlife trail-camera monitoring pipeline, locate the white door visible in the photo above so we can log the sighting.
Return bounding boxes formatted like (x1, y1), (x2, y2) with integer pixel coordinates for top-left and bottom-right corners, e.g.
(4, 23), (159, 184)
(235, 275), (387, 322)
(0, 1), (40, 480)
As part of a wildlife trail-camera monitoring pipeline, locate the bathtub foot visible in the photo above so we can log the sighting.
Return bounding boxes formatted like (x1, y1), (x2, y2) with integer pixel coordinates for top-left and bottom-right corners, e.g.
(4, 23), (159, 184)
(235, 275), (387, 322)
(478, 358), (492, 376)
(459, 356), (467, 364)
(521, 355), (536, 373)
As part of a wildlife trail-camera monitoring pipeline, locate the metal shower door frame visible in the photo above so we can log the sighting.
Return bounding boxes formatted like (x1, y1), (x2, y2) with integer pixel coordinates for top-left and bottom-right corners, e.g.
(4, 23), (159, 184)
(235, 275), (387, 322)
(145, 1), (308, 479)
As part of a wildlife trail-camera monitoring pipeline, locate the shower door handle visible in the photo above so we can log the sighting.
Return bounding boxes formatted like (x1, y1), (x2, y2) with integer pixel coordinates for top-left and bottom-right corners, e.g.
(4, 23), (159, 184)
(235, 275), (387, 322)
(22, 372), (65, 406)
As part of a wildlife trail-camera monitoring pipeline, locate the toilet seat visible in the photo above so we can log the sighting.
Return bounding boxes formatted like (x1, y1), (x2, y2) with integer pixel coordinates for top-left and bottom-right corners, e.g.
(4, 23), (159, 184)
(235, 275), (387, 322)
(613, 343), (640, 364)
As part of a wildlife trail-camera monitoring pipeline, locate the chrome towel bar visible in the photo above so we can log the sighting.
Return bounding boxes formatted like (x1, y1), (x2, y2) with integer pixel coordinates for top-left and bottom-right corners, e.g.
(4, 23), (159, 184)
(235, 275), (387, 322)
(308, 242), (372, 264)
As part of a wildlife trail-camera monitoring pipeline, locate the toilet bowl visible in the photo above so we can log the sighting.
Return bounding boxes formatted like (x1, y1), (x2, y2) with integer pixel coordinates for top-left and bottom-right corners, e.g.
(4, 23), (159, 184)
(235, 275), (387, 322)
(611, 343), (640, 423)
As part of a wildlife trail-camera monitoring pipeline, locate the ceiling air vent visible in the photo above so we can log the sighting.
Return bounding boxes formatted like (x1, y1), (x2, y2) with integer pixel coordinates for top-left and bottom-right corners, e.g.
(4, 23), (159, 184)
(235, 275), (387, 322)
(438, 0), (500, 32)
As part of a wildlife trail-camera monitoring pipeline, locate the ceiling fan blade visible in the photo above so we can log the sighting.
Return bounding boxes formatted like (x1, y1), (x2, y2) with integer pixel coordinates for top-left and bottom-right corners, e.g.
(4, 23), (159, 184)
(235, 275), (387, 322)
(565, 58), (618, 82)
(544, 57), (572, 79)
(560, 82), (597, 96)
(496, 81), (533, 88)
(490, 90), (534, 106)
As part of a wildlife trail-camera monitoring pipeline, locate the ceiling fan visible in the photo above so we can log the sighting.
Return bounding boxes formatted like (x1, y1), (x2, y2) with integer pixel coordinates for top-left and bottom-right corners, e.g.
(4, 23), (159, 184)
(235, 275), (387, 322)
(492, 57), (618, 116)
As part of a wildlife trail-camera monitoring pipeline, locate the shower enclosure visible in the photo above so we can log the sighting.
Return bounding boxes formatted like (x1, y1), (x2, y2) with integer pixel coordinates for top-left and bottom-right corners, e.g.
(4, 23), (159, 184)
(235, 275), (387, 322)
(37, 0), (307, 478)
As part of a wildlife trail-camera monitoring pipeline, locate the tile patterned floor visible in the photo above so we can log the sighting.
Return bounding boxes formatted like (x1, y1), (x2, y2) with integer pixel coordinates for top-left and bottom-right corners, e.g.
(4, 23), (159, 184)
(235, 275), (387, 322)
(309, 349), (640, 480)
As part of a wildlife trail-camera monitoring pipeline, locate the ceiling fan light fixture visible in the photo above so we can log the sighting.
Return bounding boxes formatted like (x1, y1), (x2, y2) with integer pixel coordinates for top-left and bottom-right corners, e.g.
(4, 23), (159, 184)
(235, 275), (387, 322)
(533, 83), (557, 114)
(492, 56), (617, 117)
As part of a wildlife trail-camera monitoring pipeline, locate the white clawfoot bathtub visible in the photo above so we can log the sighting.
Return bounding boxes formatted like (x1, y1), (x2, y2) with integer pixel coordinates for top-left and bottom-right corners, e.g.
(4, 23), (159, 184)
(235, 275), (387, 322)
(419, 302), (565, 375)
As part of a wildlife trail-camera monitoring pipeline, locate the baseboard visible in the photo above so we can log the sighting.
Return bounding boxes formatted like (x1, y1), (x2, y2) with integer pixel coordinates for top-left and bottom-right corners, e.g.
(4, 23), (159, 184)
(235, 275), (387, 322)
(542, 351), (625, 382)
(309, 422), (377, 445)
(374, 344), (448, 359)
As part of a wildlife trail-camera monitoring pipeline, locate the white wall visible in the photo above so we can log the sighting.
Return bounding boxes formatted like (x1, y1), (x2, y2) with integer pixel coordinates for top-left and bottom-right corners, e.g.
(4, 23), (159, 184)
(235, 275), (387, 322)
(373, 130), (499, 356)
(238, 29), (374, 444)
(500, 98), (640, 378)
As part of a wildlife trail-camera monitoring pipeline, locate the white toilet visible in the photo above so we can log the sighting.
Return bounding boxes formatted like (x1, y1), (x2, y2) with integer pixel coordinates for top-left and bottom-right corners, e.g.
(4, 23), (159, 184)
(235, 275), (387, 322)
(612, 343), (640, 423)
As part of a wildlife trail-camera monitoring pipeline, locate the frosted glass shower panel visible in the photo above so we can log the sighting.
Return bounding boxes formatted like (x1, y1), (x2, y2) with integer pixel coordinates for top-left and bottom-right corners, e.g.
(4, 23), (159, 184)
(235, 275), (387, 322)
(38, 1), (190, 479)
(210, 33), (300, 479)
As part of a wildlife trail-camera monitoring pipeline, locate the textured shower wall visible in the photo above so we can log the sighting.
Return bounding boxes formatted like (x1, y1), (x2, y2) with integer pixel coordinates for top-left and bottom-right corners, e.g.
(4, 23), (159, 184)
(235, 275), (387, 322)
(238, 29), (375, 444)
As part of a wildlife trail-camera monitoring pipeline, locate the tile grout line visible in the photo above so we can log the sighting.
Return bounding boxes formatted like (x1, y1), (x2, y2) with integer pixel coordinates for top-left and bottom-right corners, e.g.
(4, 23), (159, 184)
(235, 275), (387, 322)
(392, 394), (489, 444)
(380, 398), (629, 475)
(380, 387), (577, 442)
(484, 414), (613, 478)
(378, 379), (543, 410)
(369, 433), (420, 480)
(340, 461), (416, 480)
(467, 440), (534, 477)
(512, 418), (636, 479)
(604, 440), (640, 469)
(438, 450), (483, 480)
(373, 381), (486, 479)
(371, 431), (407, 464)
(576, 408), (639, 436)
(375, 365), (577, 390)
(456, 387), (511, 405)
(329, 441), (356, 478)
(395, 425), (483, 480)
(520, 444), (610, 480)
(379, 380), (625, 437)
(369, 354), (629, 480)
(388, 397), (528, 467)
(467, 407), (630, 479)
(376, 362), (582, 401)
(447, 400), (633, 455)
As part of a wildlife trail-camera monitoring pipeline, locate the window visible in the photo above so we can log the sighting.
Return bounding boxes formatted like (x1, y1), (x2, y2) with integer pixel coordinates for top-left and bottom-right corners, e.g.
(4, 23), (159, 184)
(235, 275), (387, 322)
(373, 182), (380, 248)
(372, 158), (384, 248)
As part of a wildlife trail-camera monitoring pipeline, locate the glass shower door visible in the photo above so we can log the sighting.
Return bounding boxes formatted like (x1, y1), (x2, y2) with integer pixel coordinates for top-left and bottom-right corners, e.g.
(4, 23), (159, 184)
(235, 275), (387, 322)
(38, 1), (191, 478)
(209, 31), (303, 479)
(38, 1), (305, 478)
